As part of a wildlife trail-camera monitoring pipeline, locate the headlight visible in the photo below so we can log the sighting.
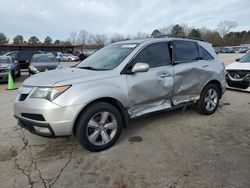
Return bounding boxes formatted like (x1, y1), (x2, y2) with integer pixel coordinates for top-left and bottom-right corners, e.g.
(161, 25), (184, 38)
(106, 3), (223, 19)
(29, 66), (39, 73)
(30, 85), (71, 101)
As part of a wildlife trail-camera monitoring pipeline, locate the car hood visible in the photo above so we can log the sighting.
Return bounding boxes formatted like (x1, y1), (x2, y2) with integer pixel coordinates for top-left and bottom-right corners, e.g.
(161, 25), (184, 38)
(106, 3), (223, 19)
(226, 61), (250, 70)
(23, 68), (114, 87)
(0, 63), (11, 69)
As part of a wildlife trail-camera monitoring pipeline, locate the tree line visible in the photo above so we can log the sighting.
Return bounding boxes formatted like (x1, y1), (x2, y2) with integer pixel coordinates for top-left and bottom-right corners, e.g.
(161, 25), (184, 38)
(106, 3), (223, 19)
(0, 20), (249, 47)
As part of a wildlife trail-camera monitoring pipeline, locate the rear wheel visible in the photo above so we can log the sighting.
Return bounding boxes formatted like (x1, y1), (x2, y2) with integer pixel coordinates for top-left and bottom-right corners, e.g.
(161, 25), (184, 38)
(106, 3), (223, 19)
(76, 102), (123, 152)
(196, 84), (220, 115)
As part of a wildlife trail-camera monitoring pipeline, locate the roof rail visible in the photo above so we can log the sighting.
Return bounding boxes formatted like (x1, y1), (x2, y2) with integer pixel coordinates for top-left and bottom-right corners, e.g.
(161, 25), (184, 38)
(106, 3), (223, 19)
(154, 34), (204, 41)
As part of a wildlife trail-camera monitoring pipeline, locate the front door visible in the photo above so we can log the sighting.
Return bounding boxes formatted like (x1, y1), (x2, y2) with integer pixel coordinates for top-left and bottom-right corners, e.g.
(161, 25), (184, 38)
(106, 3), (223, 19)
(126, 42), (174, 118)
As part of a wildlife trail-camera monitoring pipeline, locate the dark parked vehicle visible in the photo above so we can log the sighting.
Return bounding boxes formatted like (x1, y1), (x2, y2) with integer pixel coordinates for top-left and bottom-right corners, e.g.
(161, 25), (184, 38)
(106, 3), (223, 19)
(28, 54), (62, 75)
(0, 56), (21, 82)
(3, 51), (19, 61)
(17, 50), (45, 69)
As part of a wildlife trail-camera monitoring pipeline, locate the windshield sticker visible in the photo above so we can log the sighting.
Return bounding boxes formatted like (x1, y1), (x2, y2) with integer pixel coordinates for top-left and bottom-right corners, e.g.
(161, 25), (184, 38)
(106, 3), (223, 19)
(121, 44), (137, 48)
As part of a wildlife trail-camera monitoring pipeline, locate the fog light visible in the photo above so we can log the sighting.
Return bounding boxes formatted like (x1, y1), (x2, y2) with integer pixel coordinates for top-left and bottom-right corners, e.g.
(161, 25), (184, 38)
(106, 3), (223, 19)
(33, 126), (50, 134)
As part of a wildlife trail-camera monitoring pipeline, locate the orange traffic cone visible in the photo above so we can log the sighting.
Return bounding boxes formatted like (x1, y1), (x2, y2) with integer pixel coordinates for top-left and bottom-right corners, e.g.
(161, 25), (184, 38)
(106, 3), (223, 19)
(6, 72), (17, 90)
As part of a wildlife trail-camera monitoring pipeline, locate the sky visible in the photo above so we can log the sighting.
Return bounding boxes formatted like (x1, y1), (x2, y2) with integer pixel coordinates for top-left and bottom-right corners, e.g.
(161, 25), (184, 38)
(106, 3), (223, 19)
(0, 0), (249, 41)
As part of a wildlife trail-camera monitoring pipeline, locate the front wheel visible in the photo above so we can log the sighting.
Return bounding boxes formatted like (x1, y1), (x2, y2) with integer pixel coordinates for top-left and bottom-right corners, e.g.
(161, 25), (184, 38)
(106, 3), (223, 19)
(76, 102), (123, 152)
(196, 84), (220, 115)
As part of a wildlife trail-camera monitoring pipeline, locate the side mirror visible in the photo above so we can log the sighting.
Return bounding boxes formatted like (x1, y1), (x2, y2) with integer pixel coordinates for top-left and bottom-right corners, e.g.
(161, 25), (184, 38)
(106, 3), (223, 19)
(132, 63), (149, 73)
(236, 58), (240, 62)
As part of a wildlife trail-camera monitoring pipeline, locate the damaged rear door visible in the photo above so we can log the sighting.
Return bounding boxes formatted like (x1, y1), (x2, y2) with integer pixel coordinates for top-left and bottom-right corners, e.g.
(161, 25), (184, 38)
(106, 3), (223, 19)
(172, 40), (213, 105)
(125, 42), (174, 117)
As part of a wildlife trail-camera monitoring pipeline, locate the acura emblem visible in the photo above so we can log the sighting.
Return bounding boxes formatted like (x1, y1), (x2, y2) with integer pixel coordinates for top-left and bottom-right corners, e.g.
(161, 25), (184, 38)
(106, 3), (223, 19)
(234, 74), (240, 79)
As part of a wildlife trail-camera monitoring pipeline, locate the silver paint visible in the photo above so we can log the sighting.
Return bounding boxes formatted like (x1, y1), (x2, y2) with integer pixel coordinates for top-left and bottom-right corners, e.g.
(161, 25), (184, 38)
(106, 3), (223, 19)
(14, 37), (226, 136)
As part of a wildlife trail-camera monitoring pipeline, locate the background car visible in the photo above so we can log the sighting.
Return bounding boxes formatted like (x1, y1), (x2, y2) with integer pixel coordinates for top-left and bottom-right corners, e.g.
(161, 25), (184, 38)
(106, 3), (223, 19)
(0, 56), (20, 82)
(3, 51), (19, 61)
(56, 53), (79, 61)
(16, 50), (45, 69)
(28, 54), (62, 75)
(226, 53), (250, 91)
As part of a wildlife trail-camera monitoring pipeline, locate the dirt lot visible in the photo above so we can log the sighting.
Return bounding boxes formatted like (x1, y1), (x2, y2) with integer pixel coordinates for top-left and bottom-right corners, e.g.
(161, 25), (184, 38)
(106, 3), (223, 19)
(0, 54), (249, 188)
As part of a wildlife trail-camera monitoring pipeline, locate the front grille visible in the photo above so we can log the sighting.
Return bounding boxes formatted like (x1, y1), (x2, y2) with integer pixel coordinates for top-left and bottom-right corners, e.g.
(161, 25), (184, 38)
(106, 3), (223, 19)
(19, 94), (29, 101)
(0, 69), (8, 73)
(227, 70), (250, 79)
(21, 113), (46, 121)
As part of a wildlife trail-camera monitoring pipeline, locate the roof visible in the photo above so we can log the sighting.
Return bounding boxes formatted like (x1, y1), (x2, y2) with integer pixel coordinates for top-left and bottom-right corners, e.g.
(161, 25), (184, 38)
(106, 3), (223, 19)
(113, 36), (208, 45)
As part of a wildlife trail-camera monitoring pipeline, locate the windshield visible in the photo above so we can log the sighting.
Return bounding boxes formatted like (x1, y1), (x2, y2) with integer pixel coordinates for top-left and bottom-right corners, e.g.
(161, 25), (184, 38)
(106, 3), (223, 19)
(0, 57), (11, 64)
(239, 53), (250, 63)
(31, 54), (57, 63)
(76, 43), (137, 70)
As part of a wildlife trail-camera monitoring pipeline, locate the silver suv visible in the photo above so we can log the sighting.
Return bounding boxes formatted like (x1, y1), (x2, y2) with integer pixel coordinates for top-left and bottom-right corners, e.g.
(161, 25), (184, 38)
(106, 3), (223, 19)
(14, 37), (226, 151)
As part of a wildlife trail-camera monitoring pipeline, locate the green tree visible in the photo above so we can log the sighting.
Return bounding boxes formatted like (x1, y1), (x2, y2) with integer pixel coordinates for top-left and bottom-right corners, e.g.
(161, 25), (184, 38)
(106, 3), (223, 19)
(28, 36), (40, 44)
(13, 35), (24, 44)
(188, 29), (201, 38)
(54, 39), (61, 45)
(151, 29), (162, 37)
(0, 32), (8, 44)
(44, 36), (53, 45)
(171, 24), (185, 37)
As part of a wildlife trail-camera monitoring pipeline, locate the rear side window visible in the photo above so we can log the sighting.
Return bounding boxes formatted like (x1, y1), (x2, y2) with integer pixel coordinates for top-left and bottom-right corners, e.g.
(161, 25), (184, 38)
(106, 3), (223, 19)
(199, 46), (214, 60)
(173, 40), (199, 62)
(133, 42), (170, 68)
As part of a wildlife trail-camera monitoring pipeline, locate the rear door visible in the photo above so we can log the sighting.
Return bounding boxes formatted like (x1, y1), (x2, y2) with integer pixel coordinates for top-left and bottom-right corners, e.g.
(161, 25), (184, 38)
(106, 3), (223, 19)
(172, 40), (213, 105)
(126, 42), (174, 117)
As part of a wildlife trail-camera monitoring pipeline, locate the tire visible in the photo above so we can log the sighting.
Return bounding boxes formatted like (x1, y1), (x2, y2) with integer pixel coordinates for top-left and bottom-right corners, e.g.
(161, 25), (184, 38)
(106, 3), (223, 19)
(196, 83), (220, 115)
(68, 58), (72, 62)
(76, 102), (123, 152)
(17, 69), (21, 77)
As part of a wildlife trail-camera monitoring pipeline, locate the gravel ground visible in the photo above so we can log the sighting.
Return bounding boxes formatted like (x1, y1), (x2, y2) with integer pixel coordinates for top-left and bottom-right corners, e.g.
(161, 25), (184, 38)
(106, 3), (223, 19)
(0, 54), (249, 188)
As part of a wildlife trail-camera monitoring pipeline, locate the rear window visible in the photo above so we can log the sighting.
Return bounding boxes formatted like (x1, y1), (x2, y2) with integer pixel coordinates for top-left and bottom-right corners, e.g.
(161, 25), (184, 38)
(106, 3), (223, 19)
(173, 40), (199, 62)
(31, 55), (57, 63)
(18, 51), (39, 61)
(199, 46), (214, 60)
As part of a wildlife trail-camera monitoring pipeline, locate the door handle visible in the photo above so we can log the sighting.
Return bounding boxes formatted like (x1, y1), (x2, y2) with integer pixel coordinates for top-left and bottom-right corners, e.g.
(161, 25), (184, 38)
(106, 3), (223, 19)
(202, 64), (209, 68)
(160, 73), (171, 78)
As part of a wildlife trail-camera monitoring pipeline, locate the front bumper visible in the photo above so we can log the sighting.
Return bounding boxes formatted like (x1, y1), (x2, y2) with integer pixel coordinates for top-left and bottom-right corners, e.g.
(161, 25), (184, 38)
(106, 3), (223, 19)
(14, 115), (56, 137)
(226, 74), (250, 90)
(14, 88), (82, 137)
(0, 72), (8, 81)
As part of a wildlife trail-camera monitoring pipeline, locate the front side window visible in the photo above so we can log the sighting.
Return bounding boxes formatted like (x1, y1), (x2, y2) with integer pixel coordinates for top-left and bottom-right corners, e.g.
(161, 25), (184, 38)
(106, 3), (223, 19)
(77, 44), (137, 71)
(173, 40), (199, 62)
(132, 42), (170, 68)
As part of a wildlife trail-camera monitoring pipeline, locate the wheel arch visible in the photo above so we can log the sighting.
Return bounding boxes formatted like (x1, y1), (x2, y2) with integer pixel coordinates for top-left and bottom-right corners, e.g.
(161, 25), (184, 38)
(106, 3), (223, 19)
(72, 97), (129, 136)
(203, 80), (223, 99)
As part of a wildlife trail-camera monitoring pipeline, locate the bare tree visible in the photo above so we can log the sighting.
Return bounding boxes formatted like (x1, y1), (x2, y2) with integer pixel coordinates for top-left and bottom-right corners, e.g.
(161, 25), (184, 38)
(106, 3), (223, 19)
(181, 23), (190, 36)
(133, 32), (149, 39)
(78, 29), (89, 45)
(70, 31), (77, 45)
(92, 34), (108, 46)
(217, 20), (238, 37)
(110, 33), (125, 43)
(159, 25), (173, 35)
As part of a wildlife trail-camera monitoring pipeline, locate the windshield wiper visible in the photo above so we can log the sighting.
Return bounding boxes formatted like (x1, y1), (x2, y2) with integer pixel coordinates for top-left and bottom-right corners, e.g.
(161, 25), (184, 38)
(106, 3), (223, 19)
(77, 66), (109, 71)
